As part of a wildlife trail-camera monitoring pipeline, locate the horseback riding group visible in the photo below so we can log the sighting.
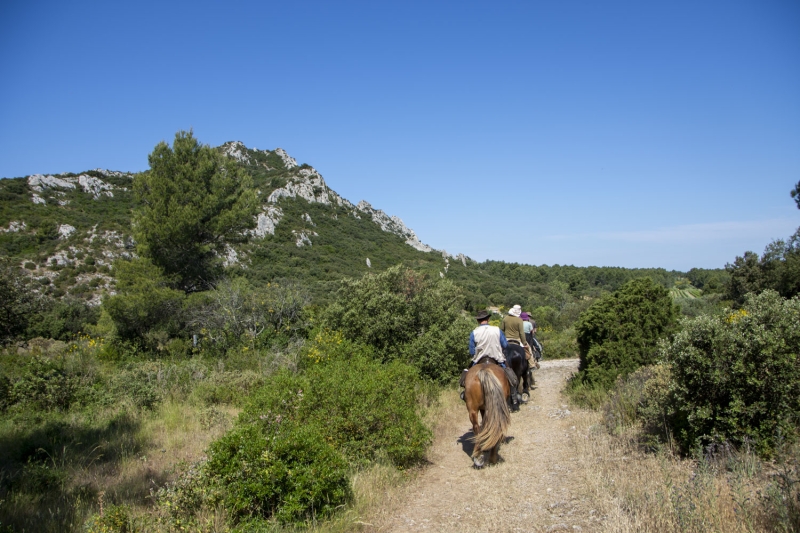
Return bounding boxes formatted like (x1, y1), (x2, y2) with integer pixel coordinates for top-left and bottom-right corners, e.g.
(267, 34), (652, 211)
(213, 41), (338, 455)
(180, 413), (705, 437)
(459, 305), (544, 467)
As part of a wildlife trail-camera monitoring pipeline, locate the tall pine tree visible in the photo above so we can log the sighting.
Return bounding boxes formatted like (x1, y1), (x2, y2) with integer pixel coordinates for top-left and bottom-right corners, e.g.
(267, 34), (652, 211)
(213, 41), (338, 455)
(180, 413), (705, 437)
(133, 131), (257, 292)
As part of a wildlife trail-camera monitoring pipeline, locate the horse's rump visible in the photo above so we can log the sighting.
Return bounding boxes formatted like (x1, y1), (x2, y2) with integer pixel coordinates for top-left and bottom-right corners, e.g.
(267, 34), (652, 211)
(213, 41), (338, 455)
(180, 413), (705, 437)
(470, 366), (510, 458)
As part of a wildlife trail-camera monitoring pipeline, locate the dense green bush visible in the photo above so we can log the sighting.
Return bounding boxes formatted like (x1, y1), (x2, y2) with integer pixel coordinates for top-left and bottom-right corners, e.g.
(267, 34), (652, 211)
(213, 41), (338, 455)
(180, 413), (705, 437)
(26, 297), (99, 340)
(102, 258), (185, 349)
(662, 291), (800, 456)
(322, 265), (473, 383)
(207, 422), (351, 524)
(203, 341), (431, 525)
(6, 356), (91, 412)
(242, 344), (432, 467)
(0, 258), (41, 344)
(574, 278), (678, 389)
(303, 350), (432, 467)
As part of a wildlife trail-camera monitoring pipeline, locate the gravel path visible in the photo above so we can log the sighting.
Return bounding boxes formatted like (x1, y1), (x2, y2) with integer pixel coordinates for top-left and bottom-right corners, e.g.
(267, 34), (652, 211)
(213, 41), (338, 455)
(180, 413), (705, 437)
(368, 358), (601, 533)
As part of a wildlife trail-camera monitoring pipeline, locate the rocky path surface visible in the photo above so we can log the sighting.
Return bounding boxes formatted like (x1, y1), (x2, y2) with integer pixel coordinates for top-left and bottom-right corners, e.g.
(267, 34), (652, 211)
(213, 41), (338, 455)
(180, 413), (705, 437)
(368, 359), (601, 533)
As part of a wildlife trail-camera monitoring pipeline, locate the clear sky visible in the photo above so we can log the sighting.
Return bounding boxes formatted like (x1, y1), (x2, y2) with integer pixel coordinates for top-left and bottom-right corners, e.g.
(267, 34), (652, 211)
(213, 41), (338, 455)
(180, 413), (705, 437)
(1, 0), (798, 271)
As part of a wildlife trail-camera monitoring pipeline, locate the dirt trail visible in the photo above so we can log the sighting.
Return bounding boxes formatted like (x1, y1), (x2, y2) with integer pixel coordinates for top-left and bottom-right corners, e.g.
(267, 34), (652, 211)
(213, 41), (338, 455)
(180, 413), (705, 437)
(368, 359), (601, 533)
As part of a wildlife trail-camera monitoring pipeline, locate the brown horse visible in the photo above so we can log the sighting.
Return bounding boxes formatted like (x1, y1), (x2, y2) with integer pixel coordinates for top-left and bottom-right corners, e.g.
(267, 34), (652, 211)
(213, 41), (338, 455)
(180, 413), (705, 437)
(464, 360), (512, 467)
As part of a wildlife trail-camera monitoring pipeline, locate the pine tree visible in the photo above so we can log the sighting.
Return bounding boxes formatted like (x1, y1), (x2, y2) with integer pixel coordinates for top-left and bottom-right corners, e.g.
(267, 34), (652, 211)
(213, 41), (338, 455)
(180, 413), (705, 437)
(133, 130), (257, 292)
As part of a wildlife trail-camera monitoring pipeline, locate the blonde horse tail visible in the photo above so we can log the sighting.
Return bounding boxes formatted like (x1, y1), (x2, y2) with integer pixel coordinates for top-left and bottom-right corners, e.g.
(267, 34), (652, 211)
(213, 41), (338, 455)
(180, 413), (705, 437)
(472, 367), (511, 458)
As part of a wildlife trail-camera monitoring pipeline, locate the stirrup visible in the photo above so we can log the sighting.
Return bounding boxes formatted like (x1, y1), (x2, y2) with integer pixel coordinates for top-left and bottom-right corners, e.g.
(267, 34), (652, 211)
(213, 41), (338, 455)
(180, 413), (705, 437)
(460, 390), (465, 402)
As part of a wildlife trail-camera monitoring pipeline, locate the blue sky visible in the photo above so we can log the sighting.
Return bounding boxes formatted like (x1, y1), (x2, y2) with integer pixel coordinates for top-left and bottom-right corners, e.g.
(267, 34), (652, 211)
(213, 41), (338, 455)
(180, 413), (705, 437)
(1, 0), (798, 270)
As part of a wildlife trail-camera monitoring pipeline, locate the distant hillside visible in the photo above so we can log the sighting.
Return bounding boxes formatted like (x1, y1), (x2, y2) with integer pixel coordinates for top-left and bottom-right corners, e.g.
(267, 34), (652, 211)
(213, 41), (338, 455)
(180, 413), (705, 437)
(0, 140), (720, 310)
(0, 142), (462, 303)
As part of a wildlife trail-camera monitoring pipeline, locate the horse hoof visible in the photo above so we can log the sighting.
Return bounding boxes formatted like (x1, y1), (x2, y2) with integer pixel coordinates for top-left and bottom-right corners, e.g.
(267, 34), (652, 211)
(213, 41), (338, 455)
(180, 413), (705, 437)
(521, 392), (530, 403)
(473, 453), (486, 468)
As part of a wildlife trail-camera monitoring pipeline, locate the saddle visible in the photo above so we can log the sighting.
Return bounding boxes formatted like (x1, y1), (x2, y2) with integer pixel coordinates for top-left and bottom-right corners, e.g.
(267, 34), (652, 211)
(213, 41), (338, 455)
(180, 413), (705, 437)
(459, 357), (518, 390)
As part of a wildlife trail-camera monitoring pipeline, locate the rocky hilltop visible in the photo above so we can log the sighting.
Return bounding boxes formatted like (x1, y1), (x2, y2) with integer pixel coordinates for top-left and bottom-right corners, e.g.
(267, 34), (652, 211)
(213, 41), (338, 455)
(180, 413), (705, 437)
(219, 141), (433, 252)
(0, 141), (466, 303)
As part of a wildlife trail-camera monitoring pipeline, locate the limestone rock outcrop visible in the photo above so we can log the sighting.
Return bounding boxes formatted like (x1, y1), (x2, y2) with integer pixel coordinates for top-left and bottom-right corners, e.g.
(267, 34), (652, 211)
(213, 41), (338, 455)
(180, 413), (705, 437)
(27, 171), (127, 204)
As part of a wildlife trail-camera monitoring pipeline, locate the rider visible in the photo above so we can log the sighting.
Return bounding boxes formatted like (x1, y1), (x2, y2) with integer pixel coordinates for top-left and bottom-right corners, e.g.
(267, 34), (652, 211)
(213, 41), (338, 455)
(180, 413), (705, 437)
(462, 310), (518, 407)
(501, 305), (532, 363)
(521, 312), (542, 366)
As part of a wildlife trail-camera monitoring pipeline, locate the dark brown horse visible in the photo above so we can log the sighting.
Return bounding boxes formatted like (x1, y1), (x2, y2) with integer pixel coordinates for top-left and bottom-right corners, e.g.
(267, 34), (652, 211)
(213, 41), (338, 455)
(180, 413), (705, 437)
(463, 360), (512, 467)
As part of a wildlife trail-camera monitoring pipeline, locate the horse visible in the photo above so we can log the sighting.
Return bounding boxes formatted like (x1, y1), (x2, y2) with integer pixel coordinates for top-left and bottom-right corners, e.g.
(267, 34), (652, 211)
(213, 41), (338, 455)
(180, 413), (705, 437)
(505, 343), (533, 404)
(463, 359), (512, 468)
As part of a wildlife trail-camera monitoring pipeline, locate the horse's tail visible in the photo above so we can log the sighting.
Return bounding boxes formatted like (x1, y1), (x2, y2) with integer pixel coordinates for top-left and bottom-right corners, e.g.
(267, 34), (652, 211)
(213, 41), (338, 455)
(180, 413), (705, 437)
(473, 367), (511, 457)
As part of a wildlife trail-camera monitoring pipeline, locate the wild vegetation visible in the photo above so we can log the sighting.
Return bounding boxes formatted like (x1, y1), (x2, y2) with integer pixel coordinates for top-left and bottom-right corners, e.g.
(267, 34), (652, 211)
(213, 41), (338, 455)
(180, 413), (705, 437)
(561, 189), (800, 531)
(0, 131), (797, 531)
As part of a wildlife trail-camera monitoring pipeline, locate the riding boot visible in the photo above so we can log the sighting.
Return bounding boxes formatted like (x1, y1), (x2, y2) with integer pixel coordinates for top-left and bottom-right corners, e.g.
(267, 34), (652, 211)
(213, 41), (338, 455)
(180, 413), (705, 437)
(509, 384), (518, 406)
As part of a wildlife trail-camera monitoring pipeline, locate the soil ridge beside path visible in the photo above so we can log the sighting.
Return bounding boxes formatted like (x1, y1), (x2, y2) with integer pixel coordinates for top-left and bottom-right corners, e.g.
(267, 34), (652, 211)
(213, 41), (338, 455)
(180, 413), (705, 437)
(368, 358), (600, 532)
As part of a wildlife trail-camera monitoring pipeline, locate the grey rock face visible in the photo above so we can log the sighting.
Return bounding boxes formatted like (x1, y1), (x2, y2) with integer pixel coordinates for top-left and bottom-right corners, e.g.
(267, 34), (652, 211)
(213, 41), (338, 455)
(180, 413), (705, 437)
(221, 141), (251, 164)
(27, 172), (121, 204)
(274, 148), (298, 169)
(252, 206), (283, 237)
(355, 200), (433, 253)
(58, 224), (76, 239)
(1, 221), (26, 233)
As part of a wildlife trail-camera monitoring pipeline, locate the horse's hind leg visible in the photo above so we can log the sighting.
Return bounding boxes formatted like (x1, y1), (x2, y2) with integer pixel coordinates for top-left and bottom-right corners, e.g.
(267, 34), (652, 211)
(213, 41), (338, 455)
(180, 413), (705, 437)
(469, 408), (481, 442)
(469, 407), (486, 467)
(489, 443), (500, 464)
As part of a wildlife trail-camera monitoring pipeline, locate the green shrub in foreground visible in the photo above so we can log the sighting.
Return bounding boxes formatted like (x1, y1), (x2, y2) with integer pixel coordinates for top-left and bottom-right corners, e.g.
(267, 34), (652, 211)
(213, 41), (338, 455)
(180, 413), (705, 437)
(303, 352), (433, 467)
(204, 345), (432, 524)
(663, 291), (800, 456)
(207, 423), (350, 524)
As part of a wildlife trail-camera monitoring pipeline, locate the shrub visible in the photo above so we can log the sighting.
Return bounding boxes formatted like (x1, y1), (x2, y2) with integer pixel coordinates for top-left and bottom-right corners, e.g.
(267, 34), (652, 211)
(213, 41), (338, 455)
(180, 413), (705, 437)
(191, 370), (265, 406)
(322, 265), (473, 383)
(205, 347), (432, 525)
(102, 258), (185, 348)
(85, 504), (136, 533)
(187, 278), (310, 354)
(0, 258), (41, 344)
(574, 278), (678, 389)
(303, 352), (433, 467)
(206, 423), (350, 524)
(8, 356), (86, 411)
(109, 367), (161, 410)
(599, 364), (675, 449)
(662, 291), (800, 457)
(26, 297), (100, 341)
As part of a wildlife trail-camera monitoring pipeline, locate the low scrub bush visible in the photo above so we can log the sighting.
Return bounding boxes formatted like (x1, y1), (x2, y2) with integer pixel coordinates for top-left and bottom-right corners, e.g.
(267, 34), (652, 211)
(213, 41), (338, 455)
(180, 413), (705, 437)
(322, 266), (473, 383)
(26, 297), (100, 341)
(191, 369), (265, 406)
(303, 352), (433, 467)
(6, 355), (90, 412)
(207, 423), (351, 524)
(203, 343), (432, 525)
(599, 364), (675, 450)
(662, 290), (800, 457)
(85, 504), (136, 533)
(108, 366), (162, 410)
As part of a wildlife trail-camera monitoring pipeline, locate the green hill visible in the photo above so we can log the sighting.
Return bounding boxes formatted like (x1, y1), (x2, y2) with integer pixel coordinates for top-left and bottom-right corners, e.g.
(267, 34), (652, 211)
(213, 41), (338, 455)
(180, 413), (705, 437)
(0, 139), (723, 312)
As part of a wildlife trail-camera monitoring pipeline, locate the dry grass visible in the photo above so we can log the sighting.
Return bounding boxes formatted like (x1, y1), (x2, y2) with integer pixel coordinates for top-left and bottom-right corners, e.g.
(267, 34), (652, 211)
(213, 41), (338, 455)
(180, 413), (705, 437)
(568, 409), (796, 533)
(0, 399), (237, 533)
